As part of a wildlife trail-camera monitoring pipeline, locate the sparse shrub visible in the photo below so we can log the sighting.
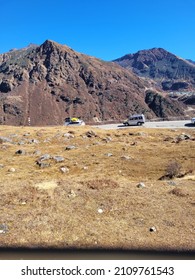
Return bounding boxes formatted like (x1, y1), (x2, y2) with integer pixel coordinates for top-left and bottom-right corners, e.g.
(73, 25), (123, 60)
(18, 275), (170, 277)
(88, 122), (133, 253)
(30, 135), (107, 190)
(165, 161), (181, 179)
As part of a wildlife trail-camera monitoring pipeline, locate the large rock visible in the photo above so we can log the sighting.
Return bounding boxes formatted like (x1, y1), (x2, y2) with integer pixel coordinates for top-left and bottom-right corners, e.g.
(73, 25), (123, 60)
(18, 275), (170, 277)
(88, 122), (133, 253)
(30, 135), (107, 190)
(0, 80), (13, 93)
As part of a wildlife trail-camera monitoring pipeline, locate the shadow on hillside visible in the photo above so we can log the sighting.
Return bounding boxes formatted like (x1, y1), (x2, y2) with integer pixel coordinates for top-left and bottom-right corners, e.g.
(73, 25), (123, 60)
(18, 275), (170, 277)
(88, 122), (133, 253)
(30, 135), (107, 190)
(0, 248), (195, 260)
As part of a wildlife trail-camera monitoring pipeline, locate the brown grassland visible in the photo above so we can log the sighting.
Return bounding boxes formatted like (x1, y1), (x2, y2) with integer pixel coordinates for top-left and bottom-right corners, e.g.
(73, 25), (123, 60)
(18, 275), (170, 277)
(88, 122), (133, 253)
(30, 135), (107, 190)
(0, 125), (195, 251)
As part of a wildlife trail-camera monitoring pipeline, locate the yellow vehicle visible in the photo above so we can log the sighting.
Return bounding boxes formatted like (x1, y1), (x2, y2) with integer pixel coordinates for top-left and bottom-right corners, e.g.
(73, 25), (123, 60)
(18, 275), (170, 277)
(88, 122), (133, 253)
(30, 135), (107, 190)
(71, 117), (79, 122)
(64, 117), (85, 126)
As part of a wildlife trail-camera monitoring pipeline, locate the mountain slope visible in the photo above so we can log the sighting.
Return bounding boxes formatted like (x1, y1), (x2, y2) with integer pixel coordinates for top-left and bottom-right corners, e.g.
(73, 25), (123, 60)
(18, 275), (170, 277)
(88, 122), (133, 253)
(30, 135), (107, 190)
(114, 48), (195, 91)
(0, 41), (186, 125)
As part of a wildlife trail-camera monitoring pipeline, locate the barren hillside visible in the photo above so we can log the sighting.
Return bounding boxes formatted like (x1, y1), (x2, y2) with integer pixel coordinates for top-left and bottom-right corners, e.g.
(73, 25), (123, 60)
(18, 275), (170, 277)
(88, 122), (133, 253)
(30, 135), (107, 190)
(114, 48), (195, 90)
(0, 41), (186, 126)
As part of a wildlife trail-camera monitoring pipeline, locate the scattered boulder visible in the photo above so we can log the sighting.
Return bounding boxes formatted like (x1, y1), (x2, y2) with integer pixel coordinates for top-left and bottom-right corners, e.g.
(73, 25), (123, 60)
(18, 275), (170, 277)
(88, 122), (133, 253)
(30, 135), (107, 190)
(65, 145), (76, 150)
(176, 133), (191, 143)
(36, 162), (50, 168)
(97, 208), (103, 214)
(149, 226), (157, 232)
(0, 224), (8, 234)
(60, 166), (69, 173)
(29, 139), (39, 144)
(63, 132), (74, 138)
(105, 153), (113, 157)
(68, 190), (76, 198)
(68, 131), (75, 135)
(85, 130), (97, 138)
(15, 149), (26, 155)
(102, 137), (112, 143)
(38, 154), (51, 161)
(0, 164), (4, 168)
(21, 201), (27, 205)
(8, 167), (16, 172)
(53, 156), (65, 162)
(83, 166), (88, 170)
(131, 142), (137, 146)
(121, 155), (131, 160)
(137, 182), (145, 188)
(0, 136), (12, 143)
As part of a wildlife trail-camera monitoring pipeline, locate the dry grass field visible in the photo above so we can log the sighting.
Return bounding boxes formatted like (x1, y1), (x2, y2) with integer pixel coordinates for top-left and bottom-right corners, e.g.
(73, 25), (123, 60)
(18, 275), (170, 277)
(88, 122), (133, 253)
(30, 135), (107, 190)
(0, 125), (195, 251)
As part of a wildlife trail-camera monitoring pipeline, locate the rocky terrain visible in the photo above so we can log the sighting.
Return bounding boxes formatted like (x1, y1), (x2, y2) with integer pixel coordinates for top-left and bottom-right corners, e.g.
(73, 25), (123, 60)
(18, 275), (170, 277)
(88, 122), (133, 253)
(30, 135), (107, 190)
(114, 48), (195, 90)
(0, 41), (188, 126)
(0, 125), (194, 250)
(114, 48), (195, 113)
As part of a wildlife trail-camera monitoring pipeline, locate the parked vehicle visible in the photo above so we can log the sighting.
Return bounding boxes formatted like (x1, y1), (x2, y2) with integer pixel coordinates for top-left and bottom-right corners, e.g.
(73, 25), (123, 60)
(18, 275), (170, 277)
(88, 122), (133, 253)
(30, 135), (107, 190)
(123, 114), (145, 126)
(64, 117), (85, 126)
(191, 117), (195, 125)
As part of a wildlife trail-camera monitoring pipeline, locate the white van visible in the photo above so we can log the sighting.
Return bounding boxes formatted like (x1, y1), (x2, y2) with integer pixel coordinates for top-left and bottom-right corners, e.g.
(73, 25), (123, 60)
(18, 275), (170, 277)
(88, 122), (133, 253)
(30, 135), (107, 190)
(191, 117), (195, 125)
(123, 114), (145, 126)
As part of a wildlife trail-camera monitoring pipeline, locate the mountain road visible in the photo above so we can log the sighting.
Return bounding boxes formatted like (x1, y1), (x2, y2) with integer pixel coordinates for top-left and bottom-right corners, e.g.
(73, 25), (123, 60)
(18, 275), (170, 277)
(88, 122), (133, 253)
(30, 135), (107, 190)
(93, 120), (195, 130)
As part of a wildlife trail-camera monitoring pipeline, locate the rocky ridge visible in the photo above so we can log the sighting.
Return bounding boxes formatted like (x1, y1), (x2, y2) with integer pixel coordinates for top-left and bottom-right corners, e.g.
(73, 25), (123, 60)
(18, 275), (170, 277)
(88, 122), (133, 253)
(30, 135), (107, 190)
(114, 48), (195, 90)
(0, 41), (187, 125)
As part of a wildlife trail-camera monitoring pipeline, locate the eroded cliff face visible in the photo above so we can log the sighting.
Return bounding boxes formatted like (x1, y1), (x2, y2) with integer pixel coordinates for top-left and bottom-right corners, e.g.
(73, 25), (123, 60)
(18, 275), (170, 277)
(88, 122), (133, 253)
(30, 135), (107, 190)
(0, 41), (186, 125)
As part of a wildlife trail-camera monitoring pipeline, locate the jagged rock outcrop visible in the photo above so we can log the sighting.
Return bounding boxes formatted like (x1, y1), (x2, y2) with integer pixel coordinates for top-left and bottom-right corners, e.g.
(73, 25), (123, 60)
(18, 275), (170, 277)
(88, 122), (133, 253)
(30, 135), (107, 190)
(0, 41), (186, 125)
(145, 90), (185, 118)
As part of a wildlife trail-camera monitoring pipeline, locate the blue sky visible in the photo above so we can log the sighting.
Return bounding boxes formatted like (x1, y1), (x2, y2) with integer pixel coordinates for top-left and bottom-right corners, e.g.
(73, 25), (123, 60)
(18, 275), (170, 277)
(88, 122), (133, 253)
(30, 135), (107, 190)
(1, 0), (195, 61)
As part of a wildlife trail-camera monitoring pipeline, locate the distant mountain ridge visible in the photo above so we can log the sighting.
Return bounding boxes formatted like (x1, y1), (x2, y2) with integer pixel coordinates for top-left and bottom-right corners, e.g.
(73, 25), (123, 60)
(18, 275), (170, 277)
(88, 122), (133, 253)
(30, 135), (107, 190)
(0, 43), (38, 65)
(0, 41), (189, 125)
(114, 48), (195, 91)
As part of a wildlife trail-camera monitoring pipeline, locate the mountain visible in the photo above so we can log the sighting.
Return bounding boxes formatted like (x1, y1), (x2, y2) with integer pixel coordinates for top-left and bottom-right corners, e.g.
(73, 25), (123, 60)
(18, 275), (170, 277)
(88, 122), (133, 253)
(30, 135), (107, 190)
(0, 43), (38, 65)
(0, 41), (186, 125)
(114, 48), (195, 91)
(187, 59), (195, 65)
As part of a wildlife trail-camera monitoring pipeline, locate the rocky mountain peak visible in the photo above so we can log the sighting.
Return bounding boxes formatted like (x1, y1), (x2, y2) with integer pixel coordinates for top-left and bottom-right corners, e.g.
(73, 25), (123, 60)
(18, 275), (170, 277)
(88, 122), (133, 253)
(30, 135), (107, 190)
(0, 41), (188, 125)
(137, 47), (169, 59)
(39, 39), (59, 51)
(114, 47), (195, 91)
(36, 40), (61, 57)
